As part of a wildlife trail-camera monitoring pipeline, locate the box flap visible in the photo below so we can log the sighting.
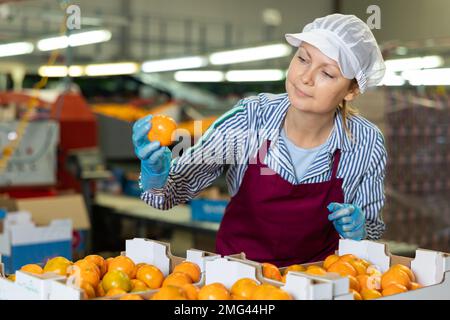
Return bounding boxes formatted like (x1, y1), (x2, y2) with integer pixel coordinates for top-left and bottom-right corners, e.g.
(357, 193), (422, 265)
(0, 197), (18, 212)
(48, 279), (84, 300)
(283, 272), (333, 300)
(186, 249), (220, 273)
(338, 239), (390, 272)
(125, 238), (170, 276)
(15, 270), (65, 299)
(204, 257), (259, 288)
(10, 219), (72, 245)
(15, 194), (90, 230)
(411, 249), (447, 286)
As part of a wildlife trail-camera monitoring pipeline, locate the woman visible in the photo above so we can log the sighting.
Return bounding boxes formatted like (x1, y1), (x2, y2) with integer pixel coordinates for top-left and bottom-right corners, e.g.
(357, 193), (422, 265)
(132, 14), (387, 267)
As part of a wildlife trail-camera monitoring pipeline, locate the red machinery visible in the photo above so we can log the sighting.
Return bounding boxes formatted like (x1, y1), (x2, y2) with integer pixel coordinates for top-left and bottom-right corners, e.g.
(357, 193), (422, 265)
(0, 90), (98, 198)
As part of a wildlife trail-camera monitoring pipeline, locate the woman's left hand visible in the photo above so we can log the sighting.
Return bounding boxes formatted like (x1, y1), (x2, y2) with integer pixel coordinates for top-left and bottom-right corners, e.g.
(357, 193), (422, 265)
(327, 203), (366, 240)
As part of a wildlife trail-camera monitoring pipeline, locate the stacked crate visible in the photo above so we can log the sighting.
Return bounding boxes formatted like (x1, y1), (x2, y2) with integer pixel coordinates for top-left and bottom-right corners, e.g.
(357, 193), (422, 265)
(382, 88), (450, 253)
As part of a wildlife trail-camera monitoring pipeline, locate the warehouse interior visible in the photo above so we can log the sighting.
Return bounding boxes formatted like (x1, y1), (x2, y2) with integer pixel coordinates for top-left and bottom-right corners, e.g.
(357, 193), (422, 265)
(0, 0), (449, 300)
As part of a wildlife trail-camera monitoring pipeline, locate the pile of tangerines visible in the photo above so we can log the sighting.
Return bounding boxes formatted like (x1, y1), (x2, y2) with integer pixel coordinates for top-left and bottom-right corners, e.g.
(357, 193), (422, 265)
(8, 255), (293, 300)
(10, 255), (201, 300)
(7, 253), (423, 300)
(261, 254), (422, 300)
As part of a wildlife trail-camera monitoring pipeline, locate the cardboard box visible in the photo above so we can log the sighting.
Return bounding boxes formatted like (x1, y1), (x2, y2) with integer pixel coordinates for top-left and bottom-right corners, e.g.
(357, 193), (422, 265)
(0, 270), (66, 300)
(337, 239), (450, 300)
(0, 210), (72, 274)
(203, 254), (337, 300)
(225, 239), (450, 300)
(48, 238), (220, 300)
(0, 194), (91, 260)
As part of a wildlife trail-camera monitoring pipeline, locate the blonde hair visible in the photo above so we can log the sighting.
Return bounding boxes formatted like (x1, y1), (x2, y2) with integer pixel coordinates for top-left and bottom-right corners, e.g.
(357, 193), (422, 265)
(338, 79), (359, 141)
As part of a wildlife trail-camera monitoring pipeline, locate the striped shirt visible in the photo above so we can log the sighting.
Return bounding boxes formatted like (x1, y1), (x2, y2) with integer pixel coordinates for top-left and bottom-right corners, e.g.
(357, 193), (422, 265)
(141, 93), (387, 240)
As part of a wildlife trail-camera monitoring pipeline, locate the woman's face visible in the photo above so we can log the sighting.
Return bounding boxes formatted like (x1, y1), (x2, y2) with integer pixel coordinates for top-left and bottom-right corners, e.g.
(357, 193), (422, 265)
(285, 42), (359, 115)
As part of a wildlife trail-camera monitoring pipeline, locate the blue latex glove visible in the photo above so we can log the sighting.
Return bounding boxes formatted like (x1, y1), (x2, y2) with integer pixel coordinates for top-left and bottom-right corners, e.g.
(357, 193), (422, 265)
(327, 202), (366, 240)
(132, 114), (172, 190)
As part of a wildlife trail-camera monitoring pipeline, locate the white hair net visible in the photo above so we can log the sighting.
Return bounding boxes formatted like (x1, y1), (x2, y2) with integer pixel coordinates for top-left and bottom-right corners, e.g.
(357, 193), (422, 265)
(285, 14), (386, 93)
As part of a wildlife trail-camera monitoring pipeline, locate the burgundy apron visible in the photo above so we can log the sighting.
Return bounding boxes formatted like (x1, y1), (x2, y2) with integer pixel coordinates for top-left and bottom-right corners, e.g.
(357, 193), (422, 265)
(216, 140), (343, 267)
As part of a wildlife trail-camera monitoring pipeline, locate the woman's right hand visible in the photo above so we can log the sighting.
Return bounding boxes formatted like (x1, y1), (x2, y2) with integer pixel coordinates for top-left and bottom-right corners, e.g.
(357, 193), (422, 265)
(132, 114), (171, 190)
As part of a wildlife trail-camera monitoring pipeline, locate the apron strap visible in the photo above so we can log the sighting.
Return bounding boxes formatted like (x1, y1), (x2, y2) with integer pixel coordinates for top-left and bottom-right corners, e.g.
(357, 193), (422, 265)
(331, 149), (341, 179)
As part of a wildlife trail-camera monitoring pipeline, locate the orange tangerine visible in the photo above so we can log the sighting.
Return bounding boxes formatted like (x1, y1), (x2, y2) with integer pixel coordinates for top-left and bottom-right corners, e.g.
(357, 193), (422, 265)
(360, 288), (382, 300)
(136, 265), (164, 289)
(230, 278), (259, 300)
(305, 266), (327, 276)
(119, 294), (144, 300)
(367, 275), (382, 290)
(95, 283), (105, 297)
(390, 264), (416, 282)
(147, 115), (178, 147)
(356, 274), (370, 290)
(162, 272), (192, 288)
(151, 285), (187, 300)
(108, 256), (136, 279)
(366, 265), (382, 276)
(265, 288), (292, 300)
(349, 259), (368, 275)
(347, 275), (360, 292)
(350, 289), (362, 300)
(323, 255), (340, 270)
(84, 255), (108, 277)
(43, 257), (72, 276)
(251, 284), (278, 300)
(106, 288), (128, 297)
(410, 282), (422, 290)
(173, 261), (201, 283)
(20, 264), (44, 275)
(261, 263), (283, 282)
(130, 279), (149, 293)
(198, 283), (230, 300)
(327, 261), (357, 277)
(102, 270), (131, 292)
(339, 254), (357, 262)
(382, 283), (408, 297)
(80, 282), (96, 299)
(282, 264), (306, 275)
(182, 283), (200, 300)
(381, 269), (411, 290)
(71, 260), (101, 288)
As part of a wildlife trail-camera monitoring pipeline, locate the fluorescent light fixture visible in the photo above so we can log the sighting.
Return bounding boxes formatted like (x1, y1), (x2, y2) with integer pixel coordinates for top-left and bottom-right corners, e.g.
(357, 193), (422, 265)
(0, 42), (34, 57)
(69, 30), (112, 47)
(210, 44), (292, 65)
(401, 68), (450, 86)
(142, 56), (207, 73)
(37, 29), (112, 51)
(85, 62), (139, 76)
(226, 69), (285, 82)
(377, 72), (405, 86)
(37, 36), (68, 51)
(174, 70), (225, 82)
(38, 65), (84, 77)
(385, 55), (443, 72)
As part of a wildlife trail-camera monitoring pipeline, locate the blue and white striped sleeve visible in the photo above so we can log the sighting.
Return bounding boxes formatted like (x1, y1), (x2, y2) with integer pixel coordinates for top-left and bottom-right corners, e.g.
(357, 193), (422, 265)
(140, 101), (249, 210)
(354, 130), (388, 240)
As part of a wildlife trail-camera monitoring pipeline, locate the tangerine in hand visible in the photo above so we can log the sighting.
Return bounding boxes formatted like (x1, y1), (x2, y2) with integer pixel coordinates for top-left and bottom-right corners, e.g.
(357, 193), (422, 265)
(147, 115), (177, 146)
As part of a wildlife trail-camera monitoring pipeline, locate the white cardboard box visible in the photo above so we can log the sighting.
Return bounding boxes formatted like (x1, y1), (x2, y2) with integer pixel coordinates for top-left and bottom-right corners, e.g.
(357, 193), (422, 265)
(49, 238), (220, 300)
(0, 210), (72, 275)
(207, 255), (335, 300)
(337, 239), (450, 300)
